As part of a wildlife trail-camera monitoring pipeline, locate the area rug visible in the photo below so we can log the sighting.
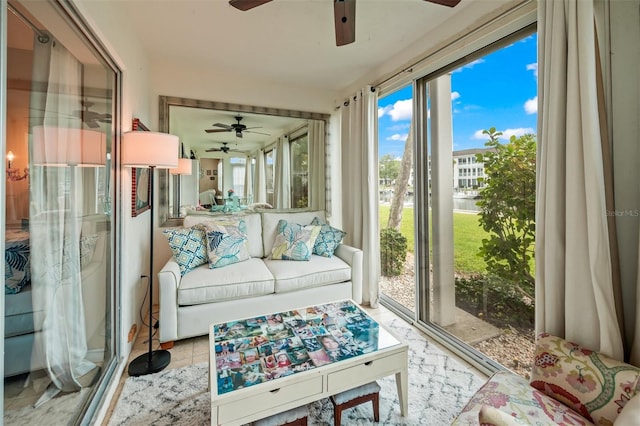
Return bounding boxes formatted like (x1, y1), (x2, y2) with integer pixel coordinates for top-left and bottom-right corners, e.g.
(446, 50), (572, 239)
(108, 318), (484, 425)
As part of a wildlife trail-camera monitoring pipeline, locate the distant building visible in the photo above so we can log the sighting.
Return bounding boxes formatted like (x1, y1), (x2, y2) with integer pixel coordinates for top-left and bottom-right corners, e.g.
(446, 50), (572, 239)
(452, 148), (492, 190)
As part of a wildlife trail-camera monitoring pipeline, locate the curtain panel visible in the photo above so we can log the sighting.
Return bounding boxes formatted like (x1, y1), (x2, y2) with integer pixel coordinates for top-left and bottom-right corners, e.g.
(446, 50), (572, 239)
(308, 120), (326, 212)
(536, 0), (625, 361)
(340, 87), (380, 307)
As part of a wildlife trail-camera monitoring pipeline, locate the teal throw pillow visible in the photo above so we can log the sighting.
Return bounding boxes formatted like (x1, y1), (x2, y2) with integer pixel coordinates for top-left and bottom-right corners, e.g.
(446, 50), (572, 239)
(5, 238), (30, 294)
(162, 225), (208, 276)
(310, 217), (346, 258)
(204, 219), (251, 269)
(271, 219), (321, 261)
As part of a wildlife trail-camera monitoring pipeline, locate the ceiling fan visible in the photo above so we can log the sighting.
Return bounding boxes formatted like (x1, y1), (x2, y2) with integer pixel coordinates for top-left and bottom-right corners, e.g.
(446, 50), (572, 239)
(204, 115), (270, 138)
(229, 0), (462, 46)
(205, 142), (243, 154)
(72, 100), (112, 128)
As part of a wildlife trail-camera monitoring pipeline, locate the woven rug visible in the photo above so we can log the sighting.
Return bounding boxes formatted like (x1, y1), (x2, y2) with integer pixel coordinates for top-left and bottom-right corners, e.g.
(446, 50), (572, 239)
(108, 318), (484, 425)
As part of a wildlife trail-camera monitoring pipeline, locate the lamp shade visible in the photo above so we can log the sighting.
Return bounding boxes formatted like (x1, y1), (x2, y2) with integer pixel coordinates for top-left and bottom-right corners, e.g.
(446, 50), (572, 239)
(32, 126), (106, 167)
(170, 158), (193, 175)
(122, 131), (179, 169)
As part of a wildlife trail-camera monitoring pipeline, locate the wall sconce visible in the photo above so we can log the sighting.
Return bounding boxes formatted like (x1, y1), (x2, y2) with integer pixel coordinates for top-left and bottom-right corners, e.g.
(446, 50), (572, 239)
(6, 151), (29, 181)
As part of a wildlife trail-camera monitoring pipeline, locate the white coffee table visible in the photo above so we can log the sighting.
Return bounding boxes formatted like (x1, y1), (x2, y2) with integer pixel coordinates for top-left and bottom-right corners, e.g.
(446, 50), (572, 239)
(209, 300), (408, 426)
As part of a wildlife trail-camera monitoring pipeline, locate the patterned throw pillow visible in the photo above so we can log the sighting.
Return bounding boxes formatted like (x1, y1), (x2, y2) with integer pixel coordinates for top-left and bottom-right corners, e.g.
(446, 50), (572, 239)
(5, 238), (30, 294)
(162, 225), (208, 276)
(310, 217), (346, 258)
(204, 219), (250, 269)
(271, 219), (321, 261)
(478, 405), (520, 426)
(530, 333), (640, 425)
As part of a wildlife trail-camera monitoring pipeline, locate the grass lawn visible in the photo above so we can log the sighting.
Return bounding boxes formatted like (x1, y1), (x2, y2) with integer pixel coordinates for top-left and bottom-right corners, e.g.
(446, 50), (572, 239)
(379, 205), (487, 274)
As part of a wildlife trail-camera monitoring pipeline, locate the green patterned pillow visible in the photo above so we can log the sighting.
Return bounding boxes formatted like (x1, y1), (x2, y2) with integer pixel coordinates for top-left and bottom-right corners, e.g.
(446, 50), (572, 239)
(162, 225), (208, 276)
(204, 219), (250, 269)
(271, 219), (321, 261)
(310, 217), (346, 258)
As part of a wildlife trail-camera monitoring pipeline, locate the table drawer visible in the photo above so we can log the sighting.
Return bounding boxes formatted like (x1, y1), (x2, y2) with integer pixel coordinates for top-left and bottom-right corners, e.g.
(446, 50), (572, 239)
(217, 375), (323, 424)
(326, 352), (406, 394)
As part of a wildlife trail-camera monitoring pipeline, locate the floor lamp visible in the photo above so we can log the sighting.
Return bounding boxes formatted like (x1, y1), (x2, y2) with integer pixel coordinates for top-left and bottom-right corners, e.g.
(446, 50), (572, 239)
(122, 130), (179, 376)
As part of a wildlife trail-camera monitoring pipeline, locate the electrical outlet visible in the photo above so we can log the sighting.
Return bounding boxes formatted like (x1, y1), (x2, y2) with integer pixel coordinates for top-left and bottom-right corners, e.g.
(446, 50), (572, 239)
(128, 324), (137, 343)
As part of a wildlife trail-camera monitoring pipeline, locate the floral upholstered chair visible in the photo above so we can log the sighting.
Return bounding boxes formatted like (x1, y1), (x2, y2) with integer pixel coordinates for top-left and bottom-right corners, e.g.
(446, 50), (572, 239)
(451, 333), (640, 425)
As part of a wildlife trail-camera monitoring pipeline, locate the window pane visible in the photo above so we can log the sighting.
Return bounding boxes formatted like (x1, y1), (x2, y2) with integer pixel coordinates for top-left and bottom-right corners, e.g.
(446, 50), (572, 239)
(290, 133), (309, 208)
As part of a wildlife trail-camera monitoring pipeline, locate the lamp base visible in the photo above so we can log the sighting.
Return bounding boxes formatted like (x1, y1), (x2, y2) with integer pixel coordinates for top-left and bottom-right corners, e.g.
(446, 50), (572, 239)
(127, 350), (171, 377)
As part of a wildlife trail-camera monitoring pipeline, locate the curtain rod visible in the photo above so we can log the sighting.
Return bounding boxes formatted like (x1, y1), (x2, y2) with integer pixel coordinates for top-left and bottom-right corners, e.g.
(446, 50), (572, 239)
(7, 3), (49, 43)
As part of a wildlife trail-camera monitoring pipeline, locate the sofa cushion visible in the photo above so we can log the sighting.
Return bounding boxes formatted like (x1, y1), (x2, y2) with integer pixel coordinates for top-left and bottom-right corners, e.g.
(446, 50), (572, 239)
(177, 258), (274, 305)
(203, 219), (251, 269)
(452, 371), (592, 425)
(310, 217), (346, 258)
(264, 255), (351, 293)
(162, 226), (208, 276)
(271, 220), (321, 261)
(530, 333), (640, 425)
(184, 212), (263, 258)
(261, 210), (325, 255)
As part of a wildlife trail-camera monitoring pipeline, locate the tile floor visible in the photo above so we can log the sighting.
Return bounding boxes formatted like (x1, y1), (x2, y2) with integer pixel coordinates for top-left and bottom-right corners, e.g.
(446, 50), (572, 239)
(101, 303), (486, 424)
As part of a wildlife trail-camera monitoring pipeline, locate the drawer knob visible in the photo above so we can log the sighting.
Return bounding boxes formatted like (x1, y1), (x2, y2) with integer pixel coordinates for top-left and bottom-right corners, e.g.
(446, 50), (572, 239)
(270, 388), (281, 394)
(364, 361), (373, 366)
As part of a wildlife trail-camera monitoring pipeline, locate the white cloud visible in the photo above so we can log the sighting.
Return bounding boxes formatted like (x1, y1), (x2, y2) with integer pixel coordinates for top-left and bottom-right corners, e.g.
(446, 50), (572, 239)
(453, 59), (485, 72)
(378, 105), (392, 118)
(387, 133), (408, 142)
(387, 99), (413, 121)
(472, 127), (535, 140)
(526, 62), (538, 78)
(451, 91), (460, 101)
(524, 96), (537, 114)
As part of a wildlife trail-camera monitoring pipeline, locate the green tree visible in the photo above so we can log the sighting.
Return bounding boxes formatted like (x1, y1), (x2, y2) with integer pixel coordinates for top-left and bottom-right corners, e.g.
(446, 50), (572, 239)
(379, 154), (400, 186)
(476, 128), (536, 294)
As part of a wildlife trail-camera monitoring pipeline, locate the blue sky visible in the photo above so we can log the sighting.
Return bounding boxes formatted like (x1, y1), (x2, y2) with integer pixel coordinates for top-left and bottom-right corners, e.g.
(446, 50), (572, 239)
(378, 34), (537, 158)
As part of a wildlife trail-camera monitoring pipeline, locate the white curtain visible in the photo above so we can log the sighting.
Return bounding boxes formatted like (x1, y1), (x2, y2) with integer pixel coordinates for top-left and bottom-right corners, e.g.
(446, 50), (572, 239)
(340, 87), (380, 307)
(308, 120), (326, 211)
(29, 37), (98, 406)
(536, 0), (624, 360)
(254, 149), (267, 203)
(274, 135), (291, 209)
(244, 155), (254, 203)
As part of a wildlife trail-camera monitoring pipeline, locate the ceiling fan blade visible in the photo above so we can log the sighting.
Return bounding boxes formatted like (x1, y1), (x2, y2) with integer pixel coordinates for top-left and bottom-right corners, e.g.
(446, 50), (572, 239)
(334, 0), (356, 47)
(245, 130), (271, 136)
(229, 0), (272, 11)
(205, 148), (221, 152)
(423, 0), (461, 7)
(205, 129), (232, 133)
(213, 123), (233, 129)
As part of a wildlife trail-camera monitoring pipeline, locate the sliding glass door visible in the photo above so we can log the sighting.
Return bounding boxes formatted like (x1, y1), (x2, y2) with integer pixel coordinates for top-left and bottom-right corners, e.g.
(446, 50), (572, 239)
(3, 1), (118, 422)
(379, 27), (538, 377)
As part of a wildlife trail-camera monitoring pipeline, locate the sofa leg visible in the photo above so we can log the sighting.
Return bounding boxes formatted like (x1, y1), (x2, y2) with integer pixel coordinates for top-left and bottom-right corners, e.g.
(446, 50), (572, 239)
(160, 341), (174, 350)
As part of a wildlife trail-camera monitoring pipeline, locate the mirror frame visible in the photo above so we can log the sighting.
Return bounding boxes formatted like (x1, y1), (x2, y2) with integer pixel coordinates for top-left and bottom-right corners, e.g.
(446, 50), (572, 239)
(157, 95), (330, 225)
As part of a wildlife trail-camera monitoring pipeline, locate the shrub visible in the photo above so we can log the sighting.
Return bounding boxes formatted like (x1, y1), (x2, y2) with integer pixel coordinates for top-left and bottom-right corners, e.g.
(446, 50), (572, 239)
(380, 228), (407, 276)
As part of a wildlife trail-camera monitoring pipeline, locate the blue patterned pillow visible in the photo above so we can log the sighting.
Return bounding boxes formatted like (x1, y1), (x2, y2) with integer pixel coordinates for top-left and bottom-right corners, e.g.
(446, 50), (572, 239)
(204, 219), (250, 269)
(310, 217), (346, 258)
(271, 220), (321, 261)
(162, 225), (208, 276)
(5, 238), (30, 294)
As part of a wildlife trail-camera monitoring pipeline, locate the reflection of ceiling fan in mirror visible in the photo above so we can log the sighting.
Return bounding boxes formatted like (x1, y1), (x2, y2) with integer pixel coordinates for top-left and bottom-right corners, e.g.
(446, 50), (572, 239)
(72, 100), (112, 128)
(229, 0), (462, 46)
(205, 115), (270, 138)
(205, 142), (243, 154)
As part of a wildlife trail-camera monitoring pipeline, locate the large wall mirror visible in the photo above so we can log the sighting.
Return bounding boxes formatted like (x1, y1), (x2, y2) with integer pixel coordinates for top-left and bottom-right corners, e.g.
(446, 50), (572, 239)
(158, 96), (330, 224)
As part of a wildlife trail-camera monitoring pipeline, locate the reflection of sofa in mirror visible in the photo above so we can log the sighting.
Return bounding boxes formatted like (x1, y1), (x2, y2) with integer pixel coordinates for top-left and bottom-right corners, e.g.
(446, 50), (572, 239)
(3, 213), (109, 377)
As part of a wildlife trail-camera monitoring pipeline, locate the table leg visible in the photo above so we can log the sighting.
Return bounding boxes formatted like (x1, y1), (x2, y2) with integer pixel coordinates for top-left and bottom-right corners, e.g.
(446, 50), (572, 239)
(395, 366), (408, 416)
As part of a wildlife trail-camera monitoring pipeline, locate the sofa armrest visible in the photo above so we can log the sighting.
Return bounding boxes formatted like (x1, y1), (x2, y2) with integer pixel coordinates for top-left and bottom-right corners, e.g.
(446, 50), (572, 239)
(334, 244), (363, 304)
(158, 258), (181, 343)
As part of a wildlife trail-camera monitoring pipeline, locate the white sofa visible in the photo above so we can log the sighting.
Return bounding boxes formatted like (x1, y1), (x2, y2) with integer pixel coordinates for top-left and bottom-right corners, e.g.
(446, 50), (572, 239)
(158, 209), (363, 345)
